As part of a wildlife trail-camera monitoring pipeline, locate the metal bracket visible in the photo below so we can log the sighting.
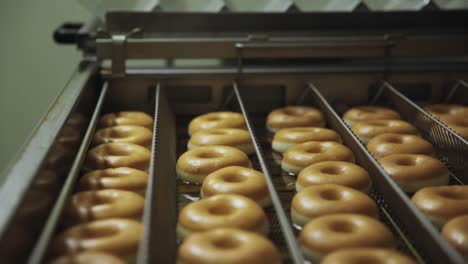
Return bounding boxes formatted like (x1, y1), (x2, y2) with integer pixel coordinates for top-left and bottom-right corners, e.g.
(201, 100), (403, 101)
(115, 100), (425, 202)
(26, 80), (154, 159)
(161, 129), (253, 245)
(98, 28), (143, 77)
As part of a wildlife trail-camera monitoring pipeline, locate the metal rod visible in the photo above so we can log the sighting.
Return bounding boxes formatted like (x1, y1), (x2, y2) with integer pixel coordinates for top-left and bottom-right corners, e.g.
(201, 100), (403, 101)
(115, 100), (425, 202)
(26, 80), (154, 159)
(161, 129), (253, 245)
(444, 80), (468, 103)
(233, 82), (305, 264)
(136, 84), (160, 264)
(28, 82), (109, 264)
(137, 84), (177, 263)
(308, 82), (466, 264)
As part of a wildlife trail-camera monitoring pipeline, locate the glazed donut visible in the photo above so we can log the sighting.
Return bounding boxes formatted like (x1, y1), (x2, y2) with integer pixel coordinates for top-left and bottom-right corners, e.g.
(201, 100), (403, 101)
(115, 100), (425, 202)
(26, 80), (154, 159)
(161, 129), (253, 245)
(17, 190), (53, 227)
(296, 161), (371, 193)
(188, 112), (246, 136)
(33, 169), (61, 192)
(379, 154), (449, 193)
(65, 112), (88, 130)
(201, 166), (271, 207)
(439, 116), (468, 140)
(367, 133), (435, 159)
(176, 146), (251, 184)
(425, 104), (468, 119)
(291, 184), (378, 227)
(343, 106), (401, 127)
(177, 194), (269, 238)
(93, 125), (153, 149)
(84, 143), (151, 171)
(45, 143), (74, 174)
(51, 219), (142, 260)
(351, 120), (418, 145)
(272, 127), (342, 153)
(78, 167), (148, 196)
(282, 141), (355, 175)
(188, 128), (254, 155)
(64, 190), (145, 224)
(178, 228), (281, 264)
(50, 251), (124, 264)
(266, 106), (325, 133)
(442, 215), (468, 258)
(58, 125), (84, 148)
(99, 111), (153, 129)
(321, 248), (416, 264)
(412, 185), (468, 227)
(299, 214), (394, 261)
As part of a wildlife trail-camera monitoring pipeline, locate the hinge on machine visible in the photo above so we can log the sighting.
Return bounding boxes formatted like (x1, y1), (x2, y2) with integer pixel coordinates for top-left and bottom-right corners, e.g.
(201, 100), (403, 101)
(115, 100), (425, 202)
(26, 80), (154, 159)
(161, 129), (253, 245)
(98, 28), (143, 77)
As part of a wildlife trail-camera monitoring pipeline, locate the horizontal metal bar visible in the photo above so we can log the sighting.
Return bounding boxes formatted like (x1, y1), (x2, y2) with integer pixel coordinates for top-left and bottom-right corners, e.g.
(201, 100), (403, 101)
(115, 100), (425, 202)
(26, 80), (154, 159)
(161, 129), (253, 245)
(309, 83), (466, 264)
(233, 82), (305, 264)
(28, 82), (108, 264)
(97, 37), (391, 60)
(0, 62), (98, 239)
(106, 11), (468, 34)
(381, 81), (468, 184)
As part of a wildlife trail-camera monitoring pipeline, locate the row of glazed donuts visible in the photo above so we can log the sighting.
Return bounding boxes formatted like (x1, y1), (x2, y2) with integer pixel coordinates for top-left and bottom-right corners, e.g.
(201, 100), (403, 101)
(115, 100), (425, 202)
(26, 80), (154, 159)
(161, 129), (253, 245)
(2, 113), (90, 263)
(176, 112), (283, 264)
(425, 103), (468, 140)
(266, 106), (416, 263)
(49, 111), (154, 264)
(343, 105), (468, 259)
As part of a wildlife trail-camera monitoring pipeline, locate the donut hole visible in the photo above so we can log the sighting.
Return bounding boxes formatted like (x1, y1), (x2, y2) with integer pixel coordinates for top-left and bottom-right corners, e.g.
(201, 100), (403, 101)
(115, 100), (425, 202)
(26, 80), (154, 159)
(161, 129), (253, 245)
(304, 146), (323, 154)
(395, 158), (417, 166)
(108, 129), (129, 138)
(84, 226), (118, 238)
(106, 147), (130, 156)
(197, 151), (223, 159)
(208, 205), (235, 216)
(205, 116), (222, 122)
(222, 173), (246, 183)
(212, 237), (239, 249)
(440, 191), (468, 200)
(386, 136), (404, 144)
(284, 108), (304, 116)
(209, 130), (228, 135)
(319, 189), (341, 201)
(367, 121), (388, 127)
(359, 107), (377, 114)
(320, 167), (343, 175)
(351, 256), (382, 264)
(329, 221), (355, 234)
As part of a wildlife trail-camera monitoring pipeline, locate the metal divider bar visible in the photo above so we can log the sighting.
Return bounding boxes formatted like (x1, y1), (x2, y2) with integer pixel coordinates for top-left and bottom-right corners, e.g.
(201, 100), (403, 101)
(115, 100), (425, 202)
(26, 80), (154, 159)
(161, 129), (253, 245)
(137, 84), (177, 263)
(233, 82), (305, 264)
(28, 82), (109, 264)
(308, 83), (466, 264)
(444, 80), (468, 102)
(379, 81), (468, 183)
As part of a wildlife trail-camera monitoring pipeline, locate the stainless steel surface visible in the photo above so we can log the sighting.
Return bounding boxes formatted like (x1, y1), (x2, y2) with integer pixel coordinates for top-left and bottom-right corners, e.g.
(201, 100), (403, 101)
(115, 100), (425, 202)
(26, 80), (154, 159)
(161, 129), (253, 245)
(0, 62), (98, 241)
(28, 82), (108, 264)
(234, 83), (305, 264)
(137, 84), (178, 263)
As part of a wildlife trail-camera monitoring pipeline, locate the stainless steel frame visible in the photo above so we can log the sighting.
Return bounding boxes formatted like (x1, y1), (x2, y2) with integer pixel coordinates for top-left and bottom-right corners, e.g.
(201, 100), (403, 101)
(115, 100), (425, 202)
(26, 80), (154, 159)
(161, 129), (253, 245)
(1, 9), (468, 264)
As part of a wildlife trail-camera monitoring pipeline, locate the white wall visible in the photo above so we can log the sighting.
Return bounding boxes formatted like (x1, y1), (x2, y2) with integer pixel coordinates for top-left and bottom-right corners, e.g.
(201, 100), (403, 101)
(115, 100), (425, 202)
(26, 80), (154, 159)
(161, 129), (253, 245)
(0, 1), (90, 170)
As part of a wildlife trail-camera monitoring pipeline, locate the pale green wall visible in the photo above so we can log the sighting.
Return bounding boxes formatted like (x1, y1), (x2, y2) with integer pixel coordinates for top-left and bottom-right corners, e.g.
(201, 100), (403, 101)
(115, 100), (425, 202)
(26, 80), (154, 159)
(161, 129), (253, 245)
(0, 1), (91, 170)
